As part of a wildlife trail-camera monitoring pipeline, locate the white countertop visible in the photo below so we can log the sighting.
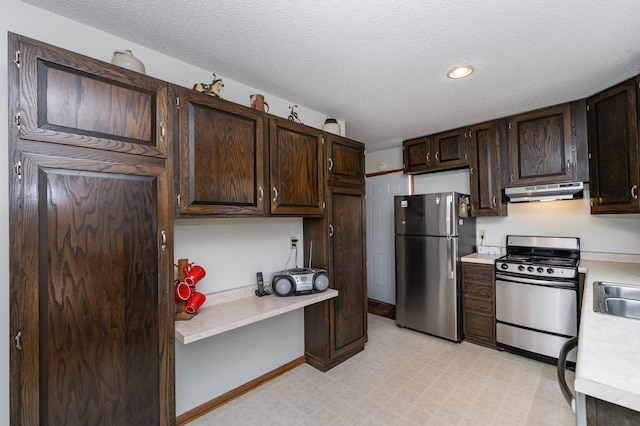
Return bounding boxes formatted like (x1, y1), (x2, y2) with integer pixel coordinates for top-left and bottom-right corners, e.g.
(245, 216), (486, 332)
(575, 258), (640, 410)
(175, 285), (338, 344)
(461, 253), (501, 265)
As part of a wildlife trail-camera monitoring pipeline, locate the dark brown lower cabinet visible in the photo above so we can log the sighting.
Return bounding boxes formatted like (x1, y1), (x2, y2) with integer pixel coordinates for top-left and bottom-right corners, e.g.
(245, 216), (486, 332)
(586, 395), (640, 425)
(462, 263), (496, 348)
(303, 184), (367, 371)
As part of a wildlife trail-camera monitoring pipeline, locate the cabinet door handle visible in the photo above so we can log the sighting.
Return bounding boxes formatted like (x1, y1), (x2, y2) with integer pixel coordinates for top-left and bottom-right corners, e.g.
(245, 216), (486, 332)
(633, 185), (638, 200)
(328, 224), (334, 237)
(510, 174), (514, 183)
(14, 331), (22, 351)
(160, 122), (166, 142)
(435, 152), (439, 162)
(426, 153), (430, 163)
(328, 158), (333, 171)
(272, 187), (278, 202)
(470, 167), (473, 175)
(258, 186), (263, 201)
(493, 196), (497, 206)
(160, 231), (167, 252)
(567, 160), (571, 172)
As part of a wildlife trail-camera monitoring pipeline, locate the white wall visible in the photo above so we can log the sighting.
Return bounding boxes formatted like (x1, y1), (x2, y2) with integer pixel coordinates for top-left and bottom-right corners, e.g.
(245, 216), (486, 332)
(0, 1), (339, 421)
(367, 148), (640, 255)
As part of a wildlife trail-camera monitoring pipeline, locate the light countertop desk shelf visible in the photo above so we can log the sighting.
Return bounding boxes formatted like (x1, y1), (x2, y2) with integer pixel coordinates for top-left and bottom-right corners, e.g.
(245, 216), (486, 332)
(175, 285), (338, 344)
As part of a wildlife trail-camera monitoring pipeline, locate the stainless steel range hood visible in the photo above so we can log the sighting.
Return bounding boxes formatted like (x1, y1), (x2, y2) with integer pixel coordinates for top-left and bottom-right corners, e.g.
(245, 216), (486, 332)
(505, 182), (584, 203)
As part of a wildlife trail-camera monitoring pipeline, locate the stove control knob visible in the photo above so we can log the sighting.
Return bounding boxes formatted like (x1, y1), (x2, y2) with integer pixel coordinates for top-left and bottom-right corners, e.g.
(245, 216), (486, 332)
(500, 264), (509, 270)
(547, 268), (554, 274)
(518, 265), (525, 272)
(537, 267), (544, 273)
(527, 266), (534, 272)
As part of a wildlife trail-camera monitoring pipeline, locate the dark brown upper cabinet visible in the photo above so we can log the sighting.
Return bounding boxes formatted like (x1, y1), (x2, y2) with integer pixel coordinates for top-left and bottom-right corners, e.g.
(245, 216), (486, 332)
(468, 120), (508, 217)
(174, 87), (268, 216)
(506, 100), (588, 187)
(269, 117), (324, 216)
(587, 77), (640, 214)
(432, 128), (469, 170)
(403, 127), (468, 174)
(403, 135), (431, 173)
(326, 133), (365, 185)
(15, 34), (169, 158)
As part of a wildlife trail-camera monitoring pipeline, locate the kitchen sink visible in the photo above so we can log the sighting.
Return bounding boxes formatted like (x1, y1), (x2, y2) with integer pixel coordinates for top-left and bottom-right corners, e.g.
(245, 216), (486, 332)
(593, 282), (640, 320)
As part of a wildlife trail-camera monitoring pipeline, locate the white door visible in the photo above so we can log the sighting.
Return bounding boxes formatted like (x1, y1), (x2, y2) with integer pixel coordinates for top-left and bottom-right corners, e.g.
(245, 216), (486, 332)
(366, 172), (410, 305)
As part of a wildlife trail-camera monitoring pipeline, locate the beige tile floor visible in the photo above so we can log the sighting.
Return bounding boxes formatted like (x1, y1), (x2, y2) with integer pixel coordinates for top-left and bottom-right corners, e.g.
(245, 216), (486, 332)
(188, 314), (576, 425)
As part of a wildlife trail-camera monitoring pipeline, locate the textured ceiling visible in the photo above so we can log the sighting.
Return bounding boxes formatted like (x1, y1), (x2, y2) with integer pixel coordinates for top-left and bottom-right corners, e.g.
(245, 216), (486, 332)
(21, 0), (640, 152)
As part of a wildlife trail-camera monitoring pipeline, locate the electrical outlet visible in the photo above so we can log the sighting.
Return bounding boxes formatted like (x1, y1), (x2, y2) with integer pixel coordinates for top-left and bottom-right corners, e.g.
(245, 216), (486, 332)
(479, 229), (486, 240)
(290, 236), (298, 249)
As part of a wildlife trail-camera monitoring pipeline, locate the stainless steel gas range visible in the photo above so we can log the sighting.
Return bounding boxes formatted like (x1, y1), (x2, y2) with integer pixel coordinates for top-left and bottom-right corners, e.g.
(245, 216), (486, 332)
(495, 235), (580, 364)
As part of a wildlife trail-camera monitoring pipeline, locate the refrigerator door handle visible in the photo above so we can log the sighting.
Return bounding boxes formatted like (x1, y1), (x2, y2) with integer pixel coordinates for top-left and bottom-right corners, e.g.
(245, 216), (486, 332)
(445, 195), (452, 240)
(447, 238), (456, 279)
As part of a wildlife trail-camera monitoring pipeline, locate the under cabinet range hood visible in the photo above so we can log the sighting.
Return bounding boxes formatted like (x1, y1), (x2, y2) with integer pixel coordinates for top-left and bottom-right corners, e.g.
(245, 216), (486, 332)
(505, 182), (584, 203)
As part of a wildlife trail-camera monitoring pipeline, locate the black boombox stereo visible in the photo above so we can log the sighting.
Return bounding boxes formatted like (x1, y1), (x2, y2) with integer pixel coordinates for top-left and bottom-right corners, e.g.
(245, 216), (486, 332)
(271, 268), (329, 296)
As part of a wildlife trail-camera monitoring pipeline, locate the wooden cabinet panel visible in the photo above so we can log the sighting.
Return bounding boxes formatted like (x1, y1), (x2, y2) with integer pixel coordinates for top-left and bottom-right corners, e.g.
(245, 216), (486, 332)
(462, 263), (496, 348)
(304, 184), (367, 371)
(587, 77), (640, 214)
(507, 100), (588, 187)
(403, 136), (430, 173)
(432, 128), (468, 170)
(464, 311), (495, 343)
(330, 189), (367, 351)
(586, 395), (640, 425)
(468, 120), (507, 217)
(9, 33), (174, 425)
(16, 34), (169, 158)
(175, 87), (267, 216)
(326, 133), (365, 185)
(508, 103), (573, 185)
(403, 129), (468, 174)
(270, 117), (324, 215)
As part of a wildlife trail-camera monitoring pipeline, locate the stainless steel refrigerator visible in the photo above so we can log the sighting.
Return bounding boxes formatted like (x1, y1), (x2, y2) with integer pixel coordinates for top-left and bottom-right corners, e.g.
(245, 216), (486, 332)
(394, 192), (476, 342)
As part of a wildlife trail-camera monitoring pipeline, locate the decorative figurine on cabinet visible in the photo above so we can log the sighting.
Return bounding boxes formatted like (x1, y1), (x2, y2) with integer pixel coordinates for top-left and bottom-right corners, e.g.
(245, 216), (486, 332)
(288, 105), (302, 123)
(193, 73), (224, 98)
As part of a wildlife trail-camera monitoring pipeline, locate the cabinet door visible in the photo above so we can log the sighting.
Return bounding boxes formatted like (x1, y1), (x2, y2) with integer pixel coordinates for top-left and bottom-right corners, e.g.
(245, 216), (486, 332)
(175, 88), (267, 215)
(468, 121), (507, 217)
(327, 185), (368, 356)
(588, 78), (640, 214)
(15, 34), (169, 158)
(326, 133), (365, 185)
(508, 103), (574, 186)
(9, 147), (174, 425)
(303, 184), (367, 371)
(403, 136), (431, 173)
(432, 128), (468, 170)
(270, 117), (324, 215)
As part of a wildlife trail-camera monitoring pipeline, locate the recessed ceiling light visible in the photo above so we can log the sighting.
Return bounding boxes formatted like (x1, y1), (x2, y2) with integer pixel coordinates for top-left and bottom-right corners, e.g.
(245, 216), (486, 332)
(447, 65), (475, 79)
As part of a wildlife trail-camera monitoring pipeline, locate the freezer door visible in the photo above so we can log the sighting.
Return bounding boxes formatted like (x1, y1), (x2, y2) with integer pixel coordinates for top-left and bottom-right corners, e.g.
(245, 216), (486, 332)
(394, 193), (459, 237)
(395, 234), (461, 341)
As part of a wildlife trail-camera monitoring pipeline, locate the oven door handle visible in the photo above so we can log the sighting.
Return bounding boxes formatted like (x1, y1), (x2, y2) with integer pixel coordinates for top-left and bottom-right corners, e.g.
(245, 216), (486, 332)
(495, 273), (577, 288)
(557, 336), (578, 413)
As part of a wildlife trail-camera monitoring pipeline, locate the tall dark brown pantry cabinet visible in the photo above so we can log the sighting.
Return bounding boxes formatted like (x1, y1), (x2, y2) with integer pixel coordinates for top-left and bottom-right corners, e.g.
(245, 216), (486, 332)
(303, 135), (367, 371)
(587, 77), (640, 214)
(8, 34), (175, 425)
